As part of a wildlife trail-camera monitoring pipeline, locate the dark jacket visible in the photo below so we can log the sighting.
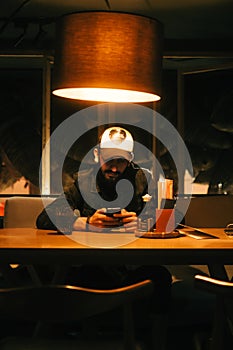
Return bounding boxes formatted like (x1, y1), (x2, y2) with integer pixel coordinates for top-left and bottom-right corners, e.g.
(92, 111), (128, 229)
(36, 162), (155, 230)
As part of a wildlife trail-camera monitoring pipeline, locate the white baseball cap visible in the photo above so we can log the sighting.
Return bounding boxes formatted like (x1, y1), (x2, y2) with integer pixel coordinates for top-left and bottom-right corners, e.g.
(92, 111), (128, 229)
(99, 127), (134, 162)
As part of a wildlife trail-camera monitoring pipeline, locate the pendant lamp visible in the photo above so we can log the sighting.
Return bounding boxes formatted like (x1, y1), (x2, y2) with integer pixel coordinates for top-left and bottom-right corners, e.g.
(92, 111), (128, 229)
(52, 11), (163, 103)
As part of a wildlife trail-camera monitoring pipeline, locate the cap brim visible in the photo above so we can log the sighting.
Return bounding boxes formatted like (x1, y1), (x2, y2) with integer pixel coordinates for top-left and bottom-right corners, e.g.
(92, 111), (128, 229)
(100, 148), (131, 162)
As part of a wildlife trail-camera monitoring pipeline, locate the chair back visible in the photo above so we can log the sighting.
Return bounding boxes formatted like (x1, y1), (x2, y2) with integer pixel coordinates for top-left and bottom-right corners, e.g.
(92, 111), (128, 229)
(185, 195), (233, 227)
(0, 280), (153, 322)
(0, 280), (153, 350)
(3, 196), (55, 228)
(195, 274), (233, 350)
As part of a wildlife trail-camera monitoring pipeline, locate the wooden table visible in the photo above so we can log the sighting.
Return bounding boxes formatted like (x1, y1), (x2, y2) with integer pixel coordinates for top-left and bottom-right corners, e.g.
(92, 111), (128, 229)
(0, 228), (233, 267)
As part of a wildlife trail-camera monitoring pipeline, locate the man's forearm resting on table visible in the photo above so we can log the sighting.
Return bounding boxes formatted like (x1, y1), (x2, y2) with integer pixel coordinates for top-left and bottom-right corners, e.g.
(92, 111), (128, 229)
(73, 217), (89, 231)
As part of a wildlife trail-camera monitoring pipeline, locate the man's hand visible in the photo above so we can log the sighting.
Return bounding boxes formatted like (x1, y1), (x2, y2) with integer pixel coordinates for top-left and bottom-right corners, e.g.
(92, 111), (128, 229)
(87, 208), (137, 232)
(87, 208), (121, 231)
(114, 209), (137, 232)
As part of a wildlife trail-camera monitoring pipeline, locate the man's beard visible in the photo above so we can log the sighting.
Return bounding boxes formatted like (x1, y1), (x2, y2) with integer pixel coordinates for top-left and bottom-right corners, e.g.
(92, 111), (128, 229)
(103, 170), (121, 182)
(96, 169), (121, 201)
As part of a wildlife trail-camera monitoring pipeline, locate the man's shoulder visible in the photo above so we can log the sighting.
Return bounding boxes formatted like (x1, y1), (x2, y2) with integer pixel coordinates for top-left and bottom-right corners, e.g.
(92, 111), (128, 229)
(130, 162), (152, 179)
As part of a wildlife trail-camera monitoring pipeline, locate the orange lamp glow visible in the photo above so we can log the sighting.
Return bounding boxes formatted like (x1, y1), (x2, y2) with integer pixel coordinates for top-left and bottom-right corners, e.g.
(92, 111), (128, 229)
(52, 11), (163, 103)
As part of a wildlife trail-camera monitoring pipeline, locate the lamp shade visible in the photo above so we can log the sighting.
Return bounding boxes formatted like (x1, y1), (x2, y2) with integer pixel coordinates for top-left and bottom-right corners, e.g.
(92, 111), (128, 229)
(52, 11), (163, 103)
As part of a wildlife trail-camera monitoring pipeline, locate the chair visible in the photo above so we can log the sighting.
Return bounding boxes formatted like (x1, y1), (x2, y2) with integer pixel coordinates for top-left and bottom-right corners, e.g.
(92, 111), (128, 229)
(194, 274), (233, 350)
(184, 195), (233, 279)
(0, 280), (154, 350)
(184, 195), (233, 228)
(2, 196), (55, 286)
(165, 196), (233, 346)
(3, 196), (55, 228)
(171, 195), (233, 278)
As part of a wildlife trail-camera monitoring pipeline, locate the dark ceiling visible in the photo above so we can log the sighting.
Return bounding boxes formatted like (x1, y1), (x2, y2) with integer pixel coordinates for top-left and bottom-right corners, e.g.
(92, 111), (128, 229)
(0, 0), (233, 53)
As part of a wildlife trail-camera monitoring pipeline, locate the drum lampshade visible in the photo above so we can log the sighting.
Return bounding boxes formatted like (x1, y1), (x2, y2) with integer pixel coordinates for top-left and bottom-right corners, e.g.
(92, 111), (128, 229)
(52, 11), (163, 103)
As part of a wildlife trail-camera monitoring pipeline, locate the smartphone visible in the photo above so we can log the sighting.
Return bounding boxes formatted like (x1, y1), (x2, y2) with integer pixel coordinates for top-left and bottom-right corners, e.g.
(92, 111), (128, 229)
(105, 207), (121, 217)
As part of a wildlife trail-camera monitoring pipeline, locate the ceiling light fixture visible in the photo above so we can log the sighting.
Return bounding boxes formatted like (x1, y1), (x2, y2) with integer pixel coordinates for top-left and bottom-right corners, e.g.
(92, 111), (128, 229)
(52, 11), (163, 103)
